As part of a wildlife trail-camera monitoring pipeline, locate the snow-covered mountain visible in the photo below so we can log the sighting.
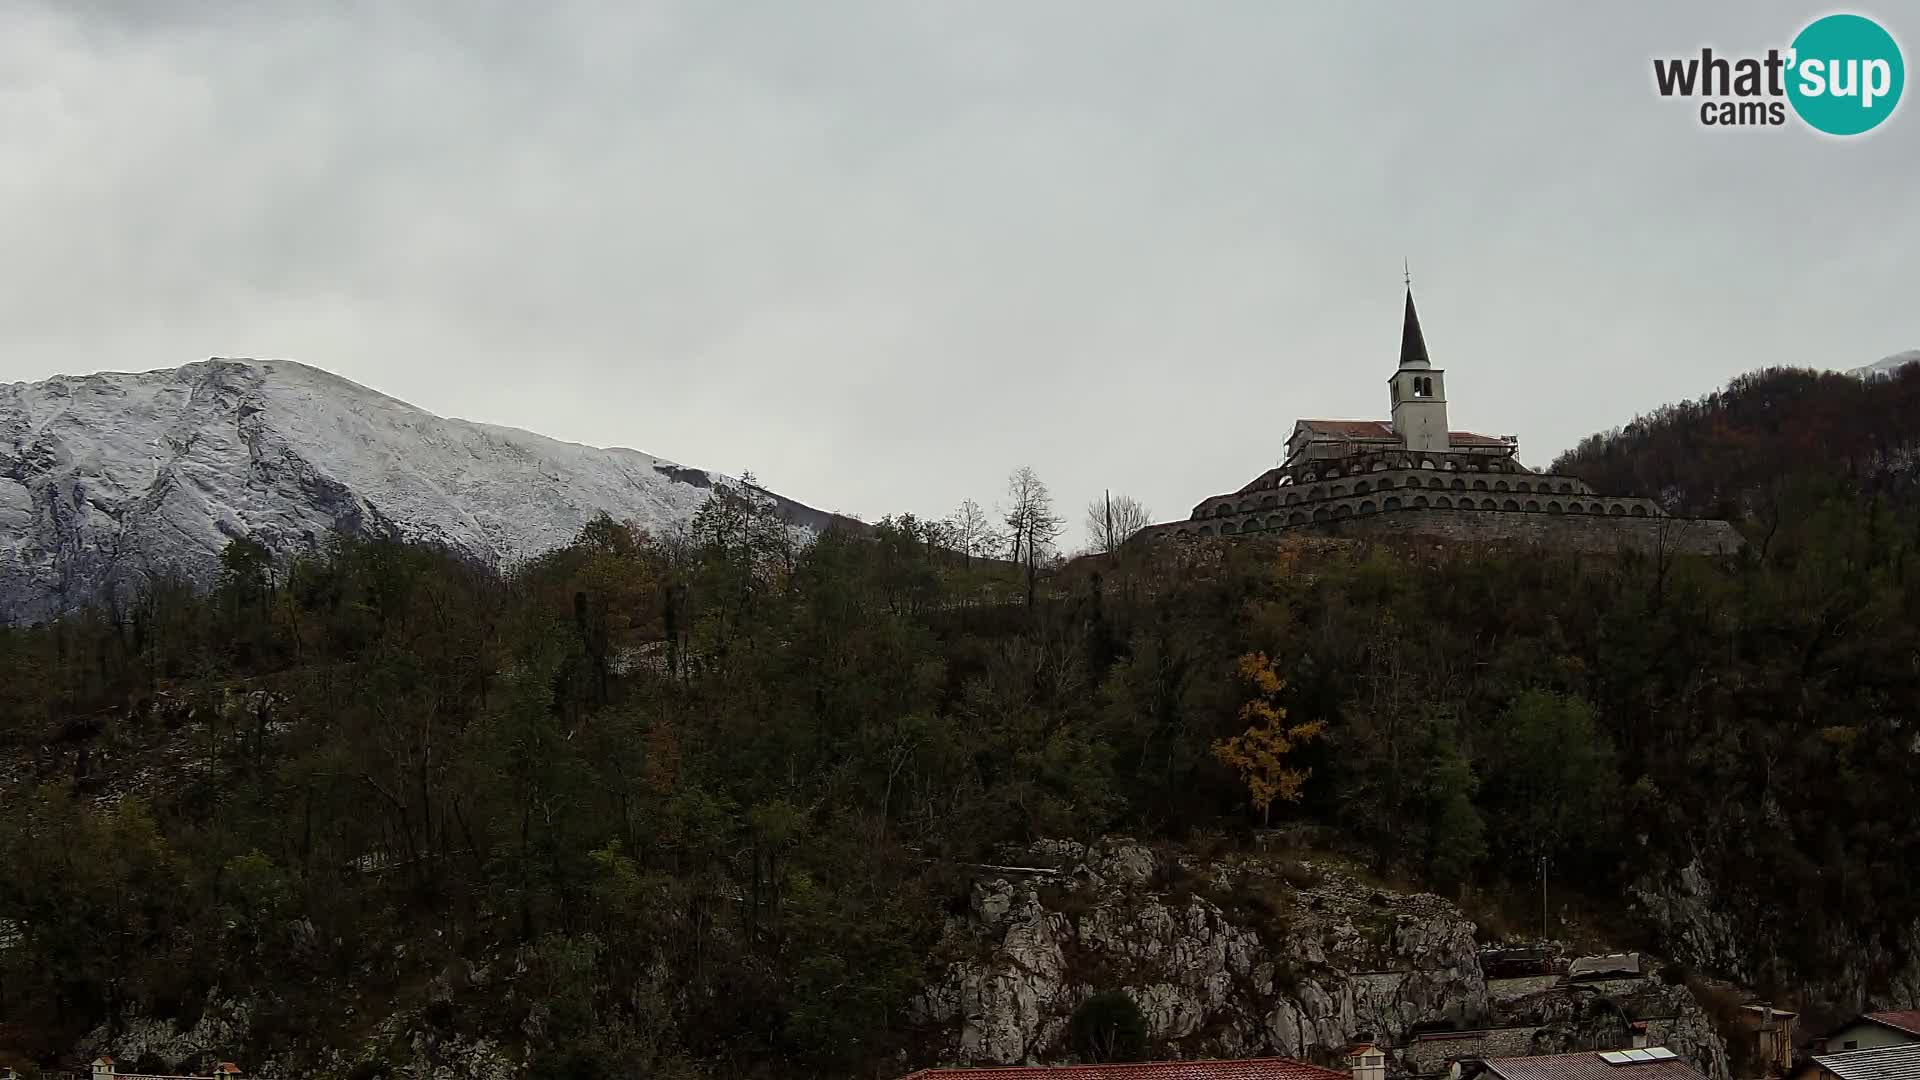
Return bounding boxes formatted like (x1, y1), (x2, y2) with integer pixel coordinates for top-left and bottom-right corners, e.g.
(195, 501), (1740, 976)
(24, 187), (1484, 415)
(0, 358), (844, 621)
(1849, 350), (1920, 378)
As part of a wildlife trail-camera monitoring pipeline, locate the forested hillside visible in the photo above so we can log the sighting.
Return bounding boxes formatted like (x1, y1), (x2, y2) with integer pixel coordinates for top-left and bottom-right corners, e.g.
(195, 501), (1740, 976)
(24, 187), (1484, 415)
(3, 367), (1920, 1079)
(1553, 362), (1920, 519)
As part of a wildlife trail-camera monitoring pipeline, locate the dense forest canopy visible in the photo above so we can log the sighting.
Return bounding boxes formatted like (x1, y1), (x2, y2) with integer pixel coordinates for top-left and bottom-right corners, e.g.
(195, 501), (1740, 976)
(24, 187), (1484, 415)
(1553, 362), (1920, 519)
(2, 366), (1919, 1079)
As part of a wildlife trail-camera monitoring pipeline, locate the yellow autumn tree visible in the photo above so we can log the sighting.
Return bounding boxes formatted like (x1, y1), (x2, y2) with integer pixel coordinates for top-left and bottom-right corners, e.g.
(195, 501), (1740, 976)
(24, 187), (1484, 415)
(1211, 652), (1326, 826)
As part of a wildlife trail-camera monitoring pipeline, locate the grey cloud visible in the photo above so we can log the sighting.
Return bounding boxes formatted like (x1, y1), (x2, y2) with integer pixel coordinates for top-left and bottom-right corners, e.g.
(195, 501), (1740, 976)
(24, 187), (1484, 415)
(2, 0), (1914, 541)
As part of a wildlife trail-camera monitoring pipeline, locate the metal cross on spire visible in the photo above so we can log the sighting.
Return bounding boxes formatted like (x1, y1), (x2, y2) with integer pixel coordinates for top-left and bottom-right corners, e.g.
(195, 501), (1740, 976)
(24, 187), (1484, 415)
(1404, 258), (1411, 288)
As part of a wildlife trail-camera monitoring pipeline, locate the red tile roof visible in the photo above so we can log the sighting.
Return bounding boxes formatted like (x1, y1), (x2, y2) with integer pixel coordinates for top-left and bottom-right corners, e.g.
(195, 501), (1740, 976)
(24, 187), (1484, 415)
(1869, 1011), (1920, 1036)
(1292, 420), (1509, 448)
(1446, 431), (1511, 447)
(1297, 420), (1397, 439)
(899, 1058), (1350, 1080)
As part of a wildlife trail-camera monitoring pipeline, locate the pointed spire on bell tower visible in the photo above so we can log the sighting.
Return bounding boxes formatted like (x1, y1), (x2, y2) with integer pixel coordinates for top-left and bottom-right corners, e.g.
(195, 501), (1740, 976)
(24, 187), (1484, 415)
(1399, 266), (1430, 370)
(1389, 264), (1448, 452)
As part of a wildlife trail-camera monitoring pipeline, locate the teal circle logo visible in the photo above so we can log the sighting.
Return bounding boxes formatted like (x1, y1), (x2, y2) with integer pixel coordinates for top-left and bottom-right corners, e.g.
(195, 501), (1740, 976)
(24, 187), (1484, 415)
(1787, 13), (1904, 135)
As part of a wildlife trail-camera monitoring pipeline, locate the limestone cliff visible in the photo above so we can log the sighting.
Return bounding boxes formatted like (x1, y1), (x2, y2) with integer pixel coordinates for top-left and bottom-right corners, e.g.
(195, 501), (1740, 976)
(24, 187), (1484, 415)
(1631, 857), (1920, 1017)
(913, 841), (1730, 1078)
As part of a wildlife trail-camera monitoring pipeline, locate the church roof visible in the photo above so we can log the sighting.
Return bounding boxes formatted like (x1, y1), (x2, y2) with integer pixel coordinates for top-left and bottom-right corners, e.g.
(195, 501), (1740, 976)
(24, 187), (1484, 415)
(1401, 287), (1431, 369)
(1297, 419), (1399, 440)
(1292, 419), (1508, 448)
(1447, 431), (1511, 447)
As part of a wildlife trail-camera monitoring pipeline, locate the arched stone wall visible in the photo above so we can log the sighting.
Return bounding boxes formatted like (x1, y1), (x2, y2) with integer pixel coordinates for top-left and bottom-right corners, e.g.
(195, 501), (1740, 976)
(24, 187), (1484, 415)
(1178, 464), (1662, 536)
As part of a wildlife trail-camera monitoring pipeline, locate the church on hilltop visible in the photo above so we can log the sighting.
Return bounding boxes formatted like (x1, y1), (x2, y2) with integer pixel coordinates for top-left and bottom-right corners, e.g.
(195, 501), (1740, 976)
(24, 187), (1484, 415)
(1131, 289), (1742, 555)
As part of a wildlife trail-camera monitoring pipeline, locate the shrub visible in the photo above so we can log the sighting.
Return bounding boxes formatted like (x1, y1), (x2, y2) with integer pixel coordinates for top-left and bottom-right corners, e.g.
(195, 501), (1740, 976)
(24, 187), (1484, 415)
(1070, 990), (1149, 1063)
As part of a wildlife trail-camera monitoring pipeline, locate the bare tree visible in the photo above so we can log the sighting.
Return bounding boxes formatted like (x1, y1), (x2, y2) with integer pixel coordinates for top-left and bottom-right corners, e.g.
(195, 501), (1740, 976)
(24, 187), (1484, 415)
(1004, 467), (1065, 609)
(944, 498), (997, 570)
(1084, 491), (1153, 554)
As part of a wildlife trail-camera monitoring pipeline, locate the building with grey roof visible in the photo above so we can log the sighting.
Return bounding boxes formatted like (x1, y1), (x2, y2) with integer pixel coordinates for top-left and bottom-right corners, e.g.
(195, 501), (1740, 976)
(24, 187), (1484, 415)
(1467, 1048), (1705, 1080)
(1798, 1043), (1920, 1080)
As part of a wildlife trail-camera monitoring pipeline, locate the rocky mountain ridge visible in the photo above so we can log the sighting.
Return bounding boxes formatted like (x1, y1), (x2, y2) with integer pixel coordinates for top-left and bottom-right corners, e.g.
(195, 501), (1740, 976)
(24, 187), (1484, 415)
(1849, 351), (1920, 379)
(0, 359), (843, 621)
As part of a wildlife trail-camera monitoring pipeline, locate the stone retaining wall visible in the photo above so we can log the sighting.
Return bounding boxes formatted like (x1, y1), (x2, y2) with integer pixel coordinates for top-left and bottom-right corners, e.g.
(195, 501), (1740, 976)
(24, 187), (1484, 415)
(1321, 507), (1743, 555)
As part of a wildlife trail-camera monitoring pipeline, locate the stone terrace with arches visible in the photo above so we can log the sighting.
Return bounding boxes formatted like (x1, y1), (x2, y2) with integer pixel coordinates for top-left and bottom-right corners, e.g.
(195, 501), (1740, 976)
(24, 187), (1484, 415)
(1135, 447), (1664, 543)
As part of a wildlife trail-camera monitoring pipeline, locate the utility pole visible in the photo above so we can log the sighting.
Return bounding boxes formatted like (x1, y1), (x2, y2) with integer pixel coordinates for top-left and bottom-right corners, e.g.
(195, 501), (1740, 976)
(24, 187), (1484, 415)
(1540, 854), (1549, 941)
(1104, 490), (1113, 553)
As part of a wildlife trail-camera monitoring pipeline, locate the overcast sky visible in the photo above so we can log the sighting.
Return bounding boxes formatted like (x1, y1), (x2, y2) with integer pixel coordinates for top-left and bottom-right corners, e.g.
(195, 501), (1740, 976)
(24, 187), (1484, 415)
(2, 1), (1915, 539)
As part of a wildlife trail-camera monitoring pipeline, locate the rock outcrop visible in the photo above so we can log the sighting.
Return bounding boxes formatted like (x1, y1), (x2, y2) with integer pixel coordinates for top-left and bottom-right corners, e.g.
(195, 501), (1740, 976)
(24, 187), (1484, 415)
(1632, 857), (1920, 1017)
(915, 841), (1484, 1065)
(78, 998), (257, 1073)
(80, 1000), (519, 1080)
(915, 840), (1730, 1078)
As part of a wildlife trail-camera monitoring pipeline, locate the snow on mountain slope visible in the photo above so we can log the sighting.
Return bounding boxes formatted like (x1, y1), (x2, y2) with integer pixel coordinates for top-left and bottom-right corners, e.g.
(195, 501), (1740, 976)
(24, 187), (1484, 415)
(1850, 350), (1920, 378)
(0, 358), (841, 621)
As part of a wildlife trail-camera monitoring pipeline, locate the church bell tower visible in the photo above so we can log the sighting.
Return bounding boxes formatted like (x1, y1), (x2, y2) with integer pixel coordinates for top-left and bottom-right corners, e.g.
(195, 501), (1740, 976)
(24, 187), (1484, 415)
(1388, 286), (1449, 453)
